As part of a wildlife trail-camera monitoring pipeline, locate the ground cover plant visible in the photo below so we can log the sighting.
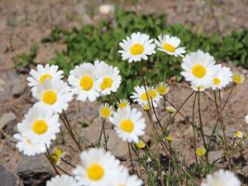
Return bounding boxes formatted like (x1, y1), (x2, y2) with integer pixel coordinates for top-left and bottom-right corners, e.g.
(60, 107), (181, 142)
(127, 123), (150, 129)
(12, 8), (248, 186)
(14, 8), (248, 102)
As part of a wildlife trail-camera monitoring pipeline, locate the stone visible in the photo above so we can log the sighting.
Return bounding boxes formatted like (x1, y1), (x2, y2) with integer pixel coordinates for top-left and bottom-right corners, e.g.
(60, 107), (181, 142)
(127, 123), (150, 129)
(208, 150), (224, 164)
(16, 155), (53, 185)
(0, 112), (17, 135)
(0, 70), (26, 101)
(0, 164), (19, 186)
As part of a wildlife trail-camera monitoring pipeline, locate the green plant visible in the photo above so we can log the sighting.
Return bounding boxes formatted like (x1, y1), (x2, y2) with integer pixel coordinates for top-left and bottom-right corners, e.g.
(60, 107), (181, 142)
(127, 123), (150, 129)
(13, 45), (38, 68)
(41, 8), (247, 101)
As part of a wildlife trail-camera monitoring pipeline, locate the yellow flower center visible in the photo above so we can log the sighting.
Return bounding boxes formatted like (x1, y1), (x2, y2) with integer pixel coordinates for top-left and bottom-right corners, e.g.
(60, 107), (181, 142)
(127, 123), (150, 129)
(140, 90), (157, 101)
(136, 140), (145, 149)
(42, 90), (57, 105)
(233, 131), (243, 138)
(130, 43), (144, 55)
(165, 135), (173, 142)
(192, 64), (206, 78)
(80, 75), (94, 91)
(26, 139), (32, 145)
(196, 148), (206, 156)
(163, 43), (176, 53)
(32, 120), (48, 135)
(157, 85), (168, 95)
(213, 77), (221, 85)
(87, 163), (105, 181)
(142, 104), (150, 111)
(120, 119), (134, 133)
(99, 107), (111, 118)
(118, 102), (128, 109)
(39, 74), (52, 84)
(100, 77), (113, 91)
(233, 73), (244, 84)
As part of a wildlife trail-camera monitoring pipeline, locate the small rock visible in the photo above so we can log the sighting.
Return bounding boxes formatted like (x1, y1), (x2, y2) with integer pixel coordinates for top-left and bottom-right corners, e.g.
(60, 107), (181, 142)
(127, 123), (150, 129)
(99, 4), (115, 14)
(0, 164), (19, 186)
(183, 125), (194, 139)
(0, 112), (17, 135)
(208, 150), (224, 164)
(0, 70), (26, 101)
(16, 155), (53, 185)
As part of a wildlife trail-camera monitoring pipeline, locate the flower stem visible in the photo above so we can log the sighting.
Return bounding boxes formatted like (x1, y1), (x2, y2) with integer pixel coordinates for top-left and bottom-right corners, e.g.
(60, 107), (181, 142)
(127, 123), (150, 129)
(197, 92), (208, 162)
(60, 111), (82, 151)
(45, 146), (60, 175)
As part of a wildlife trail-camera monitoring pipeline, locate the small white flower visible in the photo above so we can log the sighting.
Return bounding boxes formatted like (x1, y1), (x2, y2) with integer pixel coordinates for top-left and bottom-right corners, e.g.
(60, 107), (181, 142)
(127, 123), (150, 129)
(73, 148), (121, 186)
(181, 50), (217, 88)
(245, 115), (248, 124)
(109, 107), (146, 143)
(27, 64), (63, 91)
(14, 133), (46, 156)
(47, 175), (77, 186)
(156, 82), (170, 95)
(68, 63), (100, 102)
(119, 32), (155, 63)
(94, 60), (121, 95)
(155, 34), (185, 57)
(211, 65), (233, 90)
(131, 86), (161, 107)
(99, 103), (113, 119)
(32, 79), (73, 113)
(117, 99), (130, 109)
(233, 72), (245, 84)
(16, 106), (60, 147)
(201, 169), (240, 186)
(112, 168), (143, 186)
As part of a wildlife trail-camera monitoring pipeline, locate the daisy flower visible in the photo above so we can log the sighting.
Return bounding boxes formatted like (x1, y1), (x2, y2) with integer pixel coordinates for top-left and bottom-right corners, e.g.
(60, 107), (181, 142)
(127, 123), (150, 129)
(27, 64), (63, 90)
(166, 106), (176, 113)
(196, 147), (206, 156)
(201, 169), (240, 186)
(68, 63), (100, 102)
(32, 79), (73, 113)
(156, 82), (170, 95)
(117, 99), (130, 109)
(109, 106), (146, 143)
(47, 175), (77, 186)
(233, 72), (245, 84)
(99, 103), (113, 119)
(131, 86), (161, 107)
(13, 133), (46, 156)
(119, 32), (155, 63)
(73, 148), (121, 186)
(165, 135), (173, 142)
(233, 131), (245, 139)
(191, 83), (207, 92)
(245, 115), (248, 124)
(50, 147), (64, 165)
(94, 60), (121, 95)
(211, 65), (233, 90)
(136, 140), (145, 149)
(155, 34), (185, 57)
(112, 168), (143, 186)
(181, 50), (217, 88)
(16, 106), (60, 146)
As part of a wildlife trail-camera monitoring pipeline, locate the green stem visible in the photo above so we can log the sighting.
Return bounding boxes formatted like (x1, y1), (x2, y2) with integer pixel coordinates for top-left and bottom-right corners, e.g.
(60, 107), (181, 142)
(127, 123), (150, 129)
(197, 92), (208, 162)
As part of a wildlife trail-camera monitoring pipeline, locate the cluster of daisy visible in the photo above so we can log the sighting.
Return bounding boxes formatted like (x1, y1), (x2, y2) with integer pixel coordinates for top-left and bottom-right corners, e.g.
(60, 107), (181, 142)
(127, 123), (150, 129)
(47, 148), (143, 186)
(181, 50), (236, 91)
(119, 32), (186, 63)
(14, 60), (121, 156)
(119, 32), (244, 92)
